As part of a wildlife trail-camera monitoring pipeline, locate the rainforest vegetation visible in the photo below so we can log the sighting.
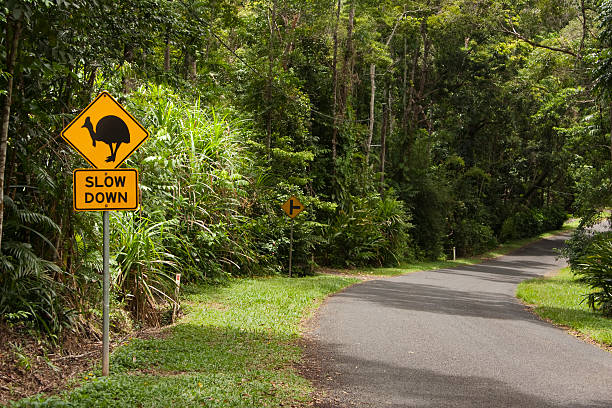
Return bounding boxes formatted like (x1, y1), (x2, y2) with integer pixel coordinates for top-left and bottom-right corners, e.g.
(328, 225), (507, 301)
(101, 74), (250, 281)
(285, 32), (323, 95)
(1, 0), (612, 342)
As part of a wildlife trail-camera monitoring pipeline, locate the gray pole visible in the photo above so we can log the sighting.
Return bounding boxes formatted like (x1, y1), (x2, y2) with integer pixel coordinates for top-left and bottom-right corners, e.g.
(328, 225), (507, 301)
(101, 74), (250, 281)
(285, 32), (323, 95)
(102, 211), (110, 376)
(289, 218), (294, 278)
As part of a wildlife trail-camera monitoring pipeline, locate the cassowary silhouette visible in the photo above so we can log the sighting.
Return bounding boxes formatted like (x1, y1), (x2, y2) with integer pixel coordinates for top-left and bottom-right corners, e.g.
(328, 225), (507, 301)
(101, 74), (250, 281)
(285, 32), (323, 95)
(82, 116), (130, 162)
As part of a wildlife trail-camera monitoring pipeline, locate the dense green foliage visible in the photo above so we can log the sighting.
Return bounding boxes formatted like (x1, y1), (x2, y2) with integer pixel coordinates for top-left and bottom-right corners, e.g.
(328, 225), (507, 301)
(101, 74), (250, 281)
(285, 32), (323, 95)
(574, 237), (612, 316)
(2, 0), (612, 338)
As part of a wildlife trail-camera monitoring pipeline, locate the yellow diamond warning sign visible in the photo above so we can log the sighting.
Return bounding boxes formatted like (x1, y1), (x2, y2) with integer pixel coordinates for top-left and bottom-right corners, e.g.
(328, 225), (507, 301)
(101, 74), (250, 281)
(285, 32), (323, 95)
(282, 196), (304, 218)
(61, 91), (149, 169)
(73, 169), (139, 211)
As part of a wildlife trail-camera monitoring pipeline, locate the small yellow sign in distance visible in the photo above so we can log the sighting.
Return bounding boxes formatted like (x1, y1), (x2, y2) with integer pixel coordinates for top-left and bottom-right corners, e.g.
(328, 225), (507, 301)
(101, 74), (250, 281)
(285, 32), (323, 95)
(61, 91), (149, 169)
(73, 168), (139, 211)
(282, 196), (304, 218)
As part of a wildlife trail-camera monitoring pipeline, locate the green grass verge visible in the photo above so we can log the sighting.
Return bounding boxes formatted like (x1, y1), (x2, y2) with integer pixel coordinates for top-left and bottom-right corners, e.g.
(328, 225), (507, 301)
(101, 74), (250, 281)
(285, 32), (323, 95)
(516, 267), (612, 346)
(348, 221), (579, 277)
(9, 275), (358, 408)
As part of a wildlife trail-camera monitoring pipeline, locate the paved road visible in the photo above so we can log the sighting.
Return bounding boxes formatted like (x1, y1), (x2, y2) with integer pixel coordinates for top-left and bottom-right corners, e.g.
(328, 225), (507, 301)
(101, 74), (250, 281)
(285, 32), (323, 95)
(309, 234), (612, 407)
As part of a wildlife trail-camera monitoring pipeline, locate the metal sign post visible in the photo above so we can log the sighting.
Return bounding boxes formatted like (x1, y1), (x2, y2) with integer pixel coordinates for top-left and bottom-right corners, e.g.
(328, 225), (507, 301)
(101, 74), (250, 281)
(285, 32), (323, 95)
(281, 196), (304, 278)
(61, 91), (148, 377)
(102, 211), (110, 376)
(289, 218), (294, 278)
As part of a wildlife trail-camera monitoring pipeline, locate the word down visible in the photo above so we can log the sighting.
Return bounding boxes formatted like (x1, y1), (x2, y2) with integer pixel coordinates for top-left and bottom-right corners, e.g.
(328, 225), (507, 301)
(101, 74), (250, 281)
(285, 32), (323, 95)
(73, 168), (139, 211)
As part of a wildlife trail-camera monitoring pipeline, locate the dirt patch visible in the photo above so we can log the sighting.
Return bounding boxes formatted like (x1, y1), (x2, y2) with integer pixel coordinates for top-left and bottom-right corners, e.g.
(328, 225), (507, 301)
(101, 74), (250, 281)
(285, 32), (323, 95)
(0, 324), (101, 405)
(297, 334), (363, 408)
(0, 322), (175, 406)
(316, 268), (385, 282)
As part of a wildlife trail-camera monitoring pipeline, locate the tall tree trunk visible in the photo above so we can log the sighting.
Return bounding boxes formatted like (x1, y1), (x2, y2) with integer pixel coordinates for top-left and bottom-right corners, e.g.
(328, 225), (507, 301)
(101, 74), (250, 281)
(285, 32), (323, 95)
(331, 0), (342, 170)
(407, 42), (419, 129)
(266, 0), (277, 160)
(346, 4), (355, 86)
(609, 105), (612, 163)
(402, 34), (408, 136)
(189, 55), (197, 80)
(379, 86), (388, 193)
(122, 44), (135, 93)
(579, 0), (587, 59)
(367, 10), (403, 165)
(339, 2), (354, 113)
(0, 19), (22, 251)
(366, 64), (376, 163)
(164, 31), (171, 71)
(381, 85), (391, 194)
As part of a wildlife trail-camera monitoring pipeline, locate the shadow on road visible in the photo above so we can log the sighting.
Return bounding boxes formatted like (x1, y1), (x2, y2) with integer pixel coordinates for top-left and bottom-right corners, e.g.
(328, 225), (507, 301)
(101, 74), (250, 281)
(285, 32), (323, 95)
(304, 342), (611, 408)
(330, 235), (569, 321)
(332, 280), (543, 320)
(304, 233), (612, 407)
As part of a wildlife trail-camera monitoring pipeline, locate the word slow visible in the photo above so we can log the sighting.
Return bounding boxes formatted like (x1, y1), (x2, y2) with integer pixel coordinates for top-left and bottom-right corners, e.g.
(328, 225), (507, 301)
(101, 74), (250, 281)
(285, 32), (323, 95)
(83, 175), (129, 203)
(84, 175), (128, 188)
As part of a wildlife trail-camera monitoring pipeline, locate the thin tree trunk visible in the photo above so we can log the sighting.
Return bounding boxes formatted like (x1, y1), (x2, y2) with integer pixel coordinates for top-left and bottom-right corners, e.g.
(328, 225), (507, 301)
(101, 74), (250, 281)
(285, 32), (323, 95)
(339, 2), (354, 115)
(402, 34), (407, 135)
(331, 0), (342, 169)
(366, 64), (376, 163)
(367, 10), (403, 165)
(408, 44), (419, 128)
(0, 19), (22, 251)
(381, 86), (391, 194)
(189, 56), (197, 80)
(341, 3), (354, 106)
(164, 31), (171, 71)
(266, 0), (277, 160)
(379, 86), (388, 193)
(122, 44), (135, 92)
(347, 4), (355, 86)
(609, 105), (612, 163)
(579, 0), (587, 58)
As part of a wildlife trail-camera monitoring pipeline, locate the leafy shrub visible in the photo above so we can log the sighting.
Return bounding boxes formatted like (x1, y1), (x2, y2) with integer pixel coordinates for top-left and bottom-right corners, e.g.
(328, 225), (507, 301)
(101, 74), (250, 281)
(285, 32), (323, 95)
(562, 229), (612, 269)
(500, 205), (567, 242)
(112, 212), (178, 325)
(127, 86), (256, 282)
(452, 219), (498, 257)
(541, 206), (568, 230)
(573, 235), (612, 316)
(0, 199), (73, 341)
(323, 194), (412, 267)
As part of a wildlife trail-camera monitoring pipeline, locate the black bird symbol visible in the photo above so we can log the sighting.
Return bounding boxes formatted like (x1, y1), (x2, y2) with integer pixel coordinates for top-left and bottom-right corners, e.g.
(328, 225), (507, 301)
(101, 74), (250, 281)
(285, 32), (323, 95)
(82, 116), (130, 162)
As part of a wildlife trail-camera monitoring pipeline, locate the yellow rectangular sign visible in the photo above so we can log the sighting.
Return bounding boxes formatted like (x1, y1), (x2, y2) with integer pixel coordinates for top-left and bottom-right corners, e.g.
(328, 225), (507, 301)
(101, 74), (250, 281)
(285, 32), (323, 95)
(73, 168), (139, 211)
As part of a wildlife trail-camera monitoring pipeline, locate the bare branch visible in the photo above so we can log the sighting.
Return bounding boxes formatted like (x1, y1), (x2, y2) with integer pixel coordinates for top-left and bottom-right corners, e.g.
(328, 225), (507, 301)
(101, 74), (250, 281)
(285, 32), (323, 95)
(503, 24), (578, 58)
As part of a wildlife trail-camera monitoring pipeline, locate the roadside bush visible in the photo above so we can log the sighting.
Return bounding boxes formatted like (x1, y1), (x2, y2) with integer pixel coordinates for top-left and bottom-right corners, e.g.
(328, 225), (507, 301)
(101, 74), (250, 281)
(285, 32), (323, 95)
(0, 198), (74, 342)
(452, 219), (498, 257)
(128, 85), (255, 283)
(562, 229), (612, 269)
(573, 235), (612, 316)
(323, 194), (412, 267)
(112, 212), (178, 325)
(542, 206), (568, 230)
(500, 206), (567, 242)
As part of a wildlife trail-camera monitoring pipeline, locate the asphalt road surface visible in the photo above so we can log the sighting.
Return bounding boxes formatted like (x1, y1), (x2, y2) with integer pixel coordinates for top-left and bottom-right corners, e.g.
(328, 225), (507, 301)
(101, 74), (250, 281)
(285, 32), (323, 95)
(309, 233), (612, 407)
